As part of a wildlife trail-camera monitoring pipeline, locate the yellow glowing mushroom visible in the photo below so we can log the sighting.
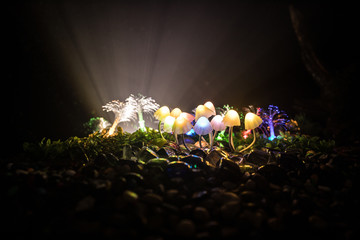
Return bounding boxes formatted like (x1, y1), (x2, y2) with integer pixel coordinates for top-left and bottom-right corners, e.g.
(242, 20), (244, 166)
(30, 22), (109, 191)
(154, 106), (170, 139)
(194, 116), (213, 149)
(195, 105), (214, 121)
(239, 112), (263, 153)
(222, 110), (241, 152)
(170, 108), (182, 118)
(172, 116), (192, 151)
(204, 101), (216, 116)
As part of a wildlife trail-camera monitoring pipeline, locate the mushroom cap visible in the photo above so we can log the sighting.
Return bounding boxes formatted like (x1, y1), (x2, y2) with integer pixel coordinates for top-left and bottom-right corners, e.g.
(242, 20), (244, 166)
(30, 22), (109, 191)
(170, 108), (182, 118)
(163, 116), (176, 133)
(204, 101), (216, 115)
(179, 112), (195, 122)
(154, 106), (170, 121)
(173, 116), (193, 134)
(194, 116), (213, 135)
(195, 105), (214, 121)
(222, 110), (241, 127)
(244, 112), (263, 130)
(211, 115), (226, 131)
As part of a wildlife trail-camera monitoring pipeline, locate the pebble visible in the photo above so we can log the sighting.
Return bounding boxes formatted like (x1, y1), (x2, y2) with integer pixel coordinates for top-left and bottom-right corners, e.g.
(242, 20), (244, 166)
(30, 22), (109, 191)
(193, 206), (210, 222)
(75, 195), (96, 211)
(220, 201), (241, 220)
(176, 219), (196, 237)
(64, 169), (76, 176)
(142, 193), (163, 205)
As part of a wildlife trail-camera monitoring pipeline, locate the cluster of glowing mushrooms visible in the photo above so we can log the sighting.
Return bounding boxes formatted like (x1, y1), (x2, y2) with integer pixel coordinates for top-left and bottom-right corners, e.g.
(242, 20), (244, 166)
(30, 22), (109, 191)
(154, 101), (263, 153)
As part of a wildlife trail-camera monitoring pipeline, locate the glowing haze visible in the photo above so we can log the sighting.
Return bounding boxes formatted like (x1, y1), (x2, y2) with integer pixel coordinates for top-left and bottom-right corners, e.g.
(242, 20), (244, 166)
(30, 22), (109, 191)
(26, 0), (317, 135)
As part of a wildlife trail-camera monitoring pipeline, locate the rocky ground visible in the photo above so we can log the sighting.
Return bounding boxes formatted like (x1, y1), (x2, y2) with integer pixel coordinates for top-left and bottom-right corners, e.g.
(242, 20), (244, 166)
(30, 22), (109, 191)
(1, 143), (360, 240)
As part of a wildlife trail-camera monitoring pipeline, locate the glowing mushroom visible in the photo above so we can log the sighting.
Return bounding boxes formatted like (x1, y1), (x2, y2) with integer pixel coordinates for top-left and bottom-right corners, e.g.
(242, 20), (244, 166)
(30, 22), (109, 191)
(163, 115), (176, 133)
(172, 115), (193, 151)
(204, 101), (216, 116)
(179, 112), (195, 123)
(195, 105), (215, 121)
(222, 109), (241, 152)
(210, 115), (226, 149)
(170, 108), (182, 118)
(239, 112), (263, 153)
(194, 116), (213, 149)
(154, 106), (170, 139)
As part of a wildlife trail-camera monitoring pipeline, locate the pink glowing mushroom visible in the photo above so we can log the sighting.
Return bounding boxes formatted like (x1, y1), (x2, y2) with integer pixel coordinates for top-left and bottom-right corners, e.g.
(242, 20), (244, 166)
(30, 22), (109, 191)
(210, 115), (226, 149)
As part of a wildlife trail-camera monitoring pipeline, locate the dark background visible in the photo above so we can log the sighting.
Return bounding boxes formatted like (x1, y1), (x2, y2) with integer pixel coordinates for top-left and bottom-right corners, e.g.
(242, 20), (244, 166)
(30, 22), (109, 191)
(3, 1), (359, 154)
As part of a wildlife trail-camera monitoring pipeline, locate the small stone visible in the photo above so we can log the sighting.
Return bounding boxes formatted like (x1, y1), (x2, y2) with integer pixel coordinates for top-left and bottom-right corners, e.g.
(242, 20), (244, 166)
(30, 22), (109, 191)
(278, 153), (305, 170)
(156, 146), (177, 158)
(179, 155), (208, 169)
(267, 217), (284, 232)
(64, 169), (76, 176)
(257, 164), (288, 185)
(123, 190), (138, 203)
(193, 206), (210, 222)
(166, 161), (191, 178)
(218, 158), (242, 180)
(176, 219), (196, 237)
(75, 195), (96, 211)
(245, 149), (270, 166)
(222, 181), (237, 190)
(309, 215), (327, 229)
(142, 193), (163, 205)
(137, 147), (159, 162)
(219, 192), (240, 204)
(221, 226), (239, 238)
(124, 172), (144, 188)
(221, 201), (241, 220)
(145, 158), (170, 171)
(245, 179), (256, 190)
(205, 149), (228, 167)
(190, 149), (207, 159)
(239, 163), (257, 174)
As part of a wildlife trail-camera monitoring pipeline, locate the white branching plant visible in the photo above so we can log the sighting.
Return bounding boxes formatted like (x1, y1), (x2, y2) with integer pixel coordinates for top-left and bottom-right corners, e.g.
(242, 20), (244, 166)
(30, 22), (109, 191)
(126, 94), (160, 131)
(102, 100), (136, 136)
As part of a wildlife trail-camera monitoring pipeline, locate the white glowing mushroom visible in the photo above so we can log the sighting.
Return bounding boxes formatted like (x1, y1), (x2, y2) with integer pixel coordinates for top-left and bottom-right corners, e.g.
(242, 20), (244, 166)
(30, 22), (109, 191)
(239, 112), (263, 153)
(222, 109), (241, 152)
(154, 106), (170, 139)
(163, 115), (176, 133)
(194, 116), (213, 149)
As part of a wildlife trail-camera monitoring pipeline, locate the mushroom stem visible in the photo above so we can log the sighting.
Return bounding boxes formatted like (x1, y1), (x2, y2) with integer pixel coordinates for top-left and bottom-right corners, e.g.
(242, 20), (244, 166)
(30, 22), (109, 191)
(199, 135), (202, 149)
(209, 131), (214, 150)
(239, 129), (257, 153)
(181, 134), (191, 152)
(228, 127), (235, 152)
(175, 133), (179, 145)
(212, 130), (218, 143)
(158, 121), (165, 140)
